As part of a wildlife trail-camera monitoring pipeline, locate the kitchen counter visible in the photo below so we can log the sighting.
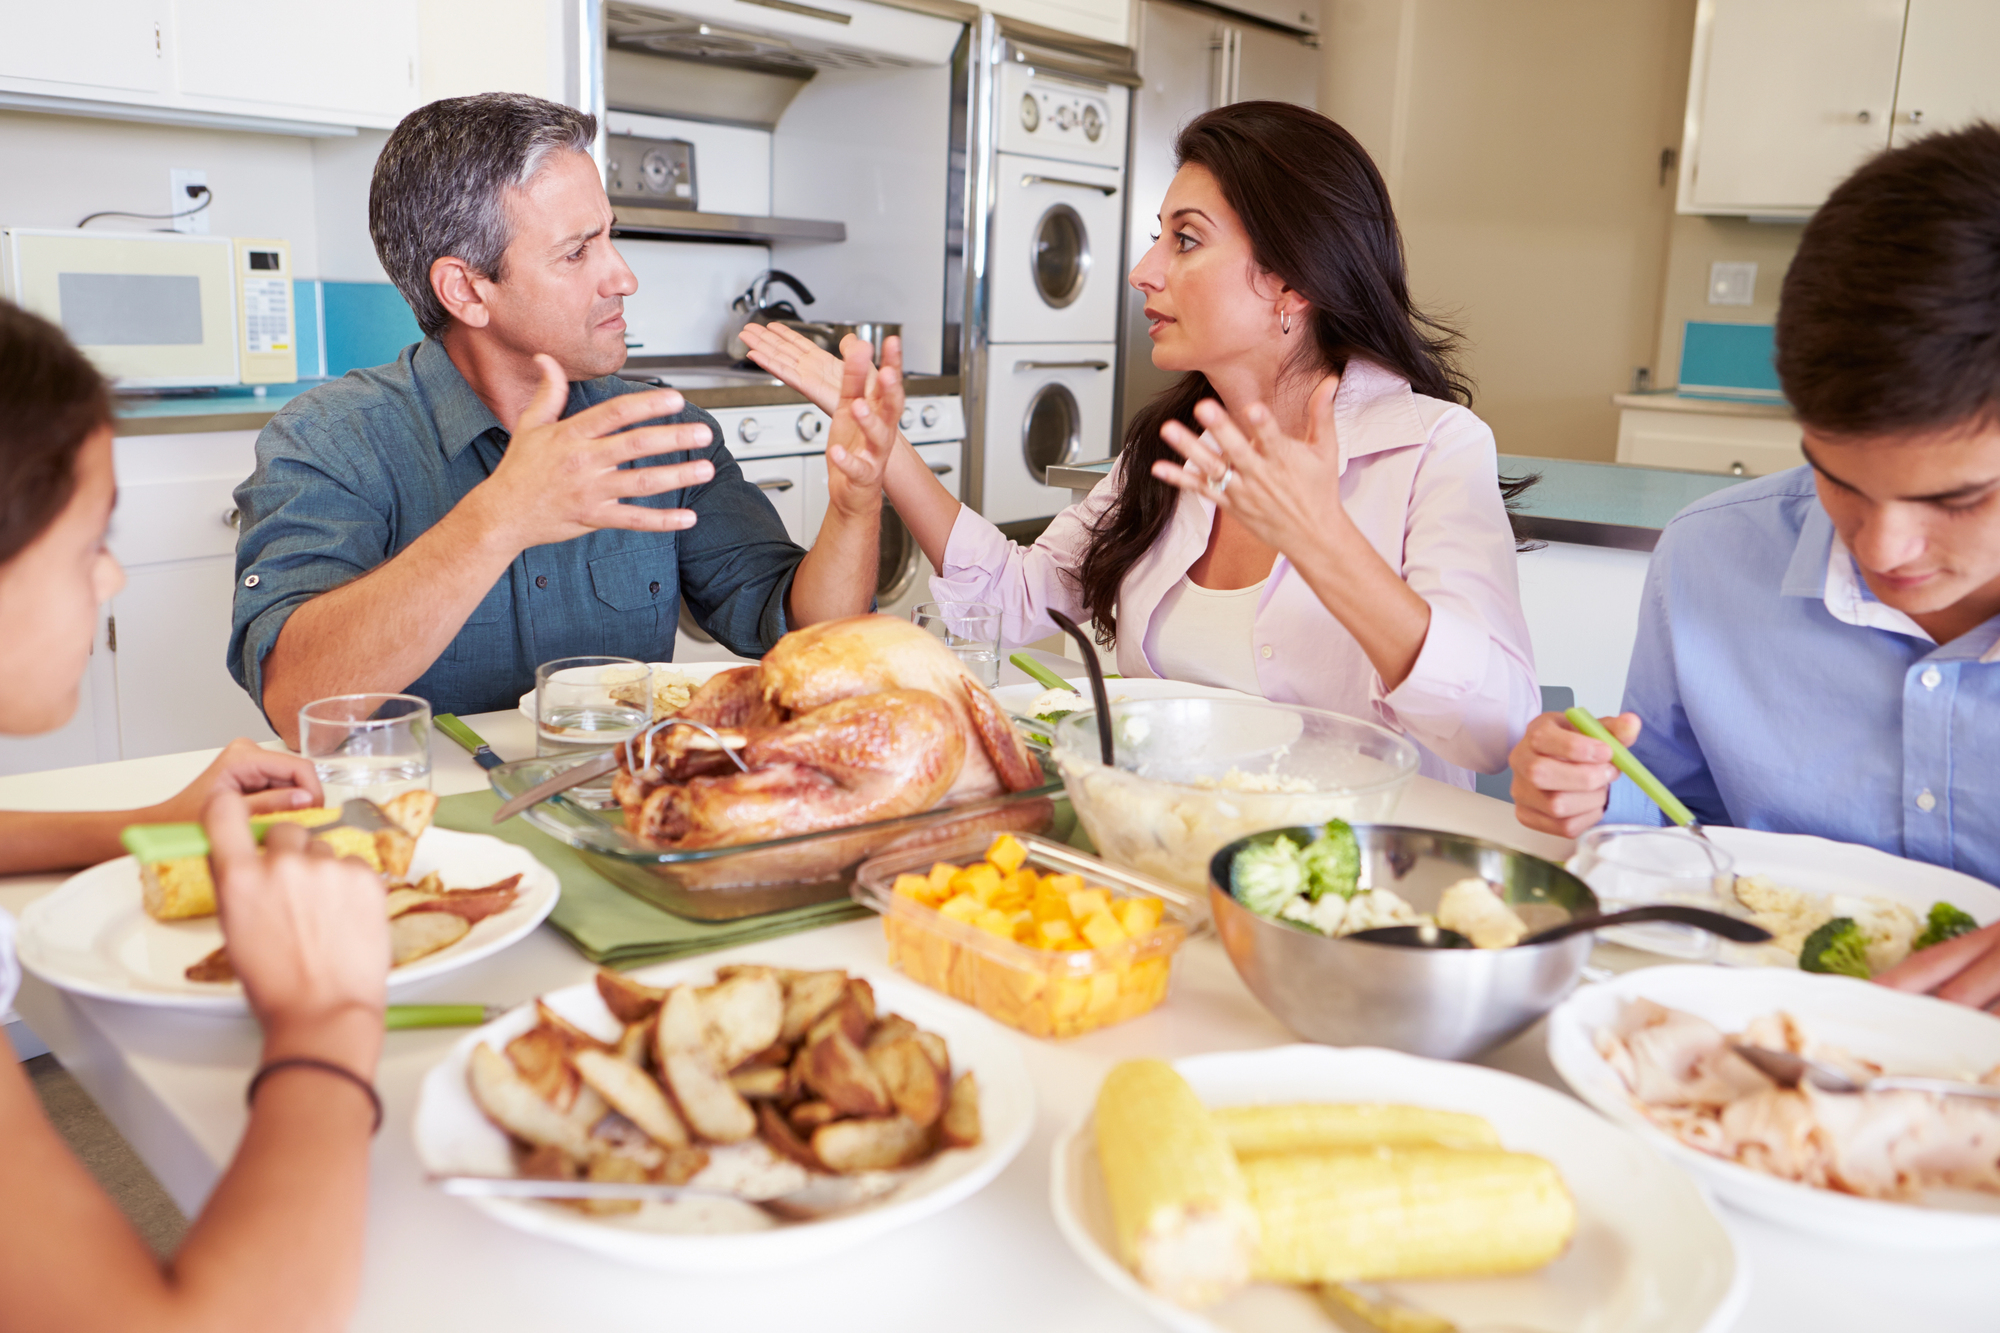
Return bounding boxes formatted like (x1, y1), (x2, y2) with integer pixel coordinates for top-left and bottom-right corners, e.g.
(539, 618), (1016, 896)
(1611, 390), (1793, 419)
(1049, 453), (1755, 553)
(114, 372), (962, 437)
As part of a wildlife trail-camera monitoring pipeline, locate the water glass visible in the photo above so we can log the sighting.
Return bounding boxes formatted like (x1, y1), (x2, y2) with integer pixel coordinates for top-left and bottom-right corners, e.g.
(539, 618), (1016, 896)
(298, 694), (432, 809)
(1568, 824), (1736, 961)
(911, 601), (1003, 687)
(536, 657), (652, 803)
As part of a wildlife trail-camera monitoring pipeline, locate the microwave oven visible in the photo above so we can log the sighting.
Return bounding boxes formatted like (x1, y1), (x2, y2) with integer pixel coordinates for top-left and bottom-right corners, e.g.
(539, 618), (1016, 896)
(0, 228), (297, 388)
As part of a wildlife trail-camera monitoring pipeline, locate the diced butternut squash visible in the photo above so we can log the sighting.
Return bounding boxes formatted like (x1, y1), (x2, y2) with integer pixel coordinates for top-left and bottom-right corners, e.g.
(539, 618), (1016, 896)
(986, 833), (1028, 874)
(1066, 887), (1110, 921)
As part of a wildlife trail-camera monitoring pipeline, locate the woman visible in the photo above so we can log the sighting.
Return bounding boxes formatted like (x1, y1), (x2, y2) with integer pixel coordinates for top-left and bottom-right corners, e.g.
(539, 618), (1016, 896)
(0, 297), (389, 1332)
(745, 102), (1537, 784)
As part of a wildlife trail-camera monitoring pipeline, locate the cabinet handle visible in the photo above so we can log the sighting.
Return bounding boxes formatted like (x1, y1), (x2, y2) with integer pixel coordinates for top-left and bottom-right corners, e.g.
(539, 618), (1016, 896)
(1014, 359), (1109, 372)
(1020, 174), (1117, 196)
(754, 479), (796, 492)
(1729, 461), (1746, 477)
(1909, 109), (1924, 124)
(222, 507), (241, 530)
(1856, 109), (1872, 124)
(927, 463), (954, 476)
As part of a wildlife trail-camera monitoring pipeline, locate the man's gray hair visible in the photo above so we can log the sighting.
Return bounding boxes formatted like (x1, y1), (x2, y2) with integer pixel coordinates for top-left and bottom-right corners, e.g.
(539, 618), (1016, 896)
(370, 93), (597, 338)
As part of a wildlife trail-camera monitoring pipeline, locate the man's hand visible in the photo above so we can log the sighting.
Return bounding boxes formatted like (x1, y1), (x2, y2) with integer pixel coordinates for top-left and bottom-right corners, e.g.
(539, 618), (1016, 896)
(824, 335), (902, 521)
(145, 739), (324, 823)
(467, 354), (718, 552)
(1509, 710), (1640, 837)
(1874, 919), (2000, 1011)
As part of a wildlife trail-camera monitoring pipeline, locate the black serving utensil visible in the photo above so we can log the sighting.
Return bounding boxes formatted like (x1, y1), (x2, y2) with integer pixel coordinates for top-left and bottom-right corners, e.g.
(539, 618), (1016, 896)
(1350, 903), (1772, 950)
(1047, 609), (1113, 766)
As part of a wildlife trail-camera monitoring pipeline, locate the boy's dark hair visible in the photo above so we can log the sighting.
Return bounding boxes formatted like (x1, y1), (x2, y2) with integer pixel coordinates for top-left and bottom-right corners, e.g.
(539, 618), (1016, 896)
(0, 299), (110, 565)
(1777, 121), (2000, 438)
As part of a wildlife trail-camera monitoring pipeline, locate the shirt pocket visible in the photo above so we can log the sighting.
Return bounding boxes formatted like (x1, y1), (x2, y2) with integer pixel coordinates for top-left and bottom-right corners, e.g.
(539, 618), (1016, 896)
(588, 545), (675, 655)
(444, 575), (516, 661)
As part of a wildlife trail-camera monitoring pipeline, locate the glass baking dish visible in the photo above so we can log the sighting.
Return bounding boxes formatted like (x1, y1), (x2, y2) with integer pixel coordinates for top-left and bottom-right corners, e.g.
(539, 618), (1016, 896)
(852, 832), (1199, 1039)
(488, 755), (1065, 921)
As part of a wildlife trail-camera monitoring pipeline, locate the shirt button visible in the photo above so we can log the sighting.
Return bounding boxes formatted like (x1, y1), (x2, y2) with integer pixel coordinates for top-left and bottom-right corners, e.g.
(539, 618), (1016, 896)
(649, 581), (661, 596)
(1917, 788), (1938, 812)
(1921, 666), (1942, 689)
(535, 575), (548, 590)
(1260, 645), (1274, 659)
(243, 574), (260, 588)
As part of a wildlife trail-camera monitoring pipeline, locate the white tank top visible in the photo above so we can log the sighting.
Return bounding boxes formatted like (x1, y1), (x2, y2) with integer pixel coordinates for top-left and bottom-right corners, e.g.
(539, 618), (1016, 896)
(1143, 575), (1266, 695)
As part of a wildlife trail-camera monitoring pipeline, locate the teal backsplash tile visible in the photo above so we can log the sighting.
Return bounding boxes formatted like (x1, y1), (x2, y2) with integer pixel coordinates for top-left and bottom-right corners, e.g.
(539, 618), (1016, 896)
(293, 279), (325, 379)
(322, 281), (422, 377)
(1679, 321), (1782, 399)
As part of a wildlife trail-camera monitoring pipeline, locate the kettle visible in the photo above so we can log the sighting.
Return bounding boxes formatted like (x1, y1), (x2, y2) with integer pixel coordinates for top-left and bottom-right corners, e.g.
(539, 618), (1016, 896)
(725, 270), (818, 362)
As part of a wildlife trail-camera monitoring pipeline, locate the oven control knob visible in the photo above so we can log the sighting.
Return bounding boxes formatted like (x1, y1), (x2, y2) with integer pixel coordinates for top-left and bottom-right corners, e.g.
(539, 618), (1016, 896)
(797, 411), (823, 441)
(920, 404), (941, 428)
(1020, 93), (1040, 132)
(738, 417), (762, 444)
(900, 407), (917, 431)
(1055, 104), (1078, 131)
(1083, 104), (1103, 142)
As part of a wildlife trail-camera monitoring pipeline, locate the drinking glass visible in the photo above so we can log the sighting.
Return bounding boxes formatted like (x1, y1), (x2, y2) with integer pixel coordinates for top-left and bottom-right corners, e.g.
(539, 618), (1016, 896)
(536, 657), (652, 804)
(1568, 824), (1736, 961)
(911, 601), (1003, 687)
(298, 694), (432, 809)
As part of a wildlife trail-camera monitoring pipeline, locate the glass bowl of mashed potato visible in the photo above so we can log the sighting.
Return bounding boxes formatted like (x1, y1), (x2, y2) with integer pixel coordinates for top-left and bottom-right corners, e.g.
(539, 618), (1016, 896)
(1049, 697), (1419, 895)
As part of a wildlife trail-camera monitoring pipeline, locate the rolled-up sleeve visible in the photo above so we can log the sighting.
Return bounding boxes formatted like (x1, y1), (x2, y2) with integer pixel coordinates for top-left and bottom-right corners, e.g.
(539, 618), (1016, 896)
(1370, 410), (1540, 774)
(933, 461), (1121, 646)
(674, 424), (807, 658)
(229, 415), (393, 721)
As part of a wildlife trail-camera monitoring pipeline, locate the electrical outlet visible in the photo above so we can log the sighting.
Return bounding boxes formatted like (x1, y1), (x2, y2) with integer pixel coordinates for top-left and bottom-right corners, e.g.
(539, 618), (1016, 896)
(1708, 261), (1756, 306)
(169, 168), (209, 234)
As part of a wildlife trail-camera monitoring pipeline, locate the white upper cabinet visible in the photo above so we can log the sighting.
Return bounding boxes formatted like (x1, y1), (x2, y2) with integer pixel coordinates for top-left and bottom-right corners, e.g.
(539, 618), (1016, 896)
(1679, 0), (1906, 216)
(0, 0), (420, 131)
(1890, 0), (2000, 149)
(981, 0), (1130, 48)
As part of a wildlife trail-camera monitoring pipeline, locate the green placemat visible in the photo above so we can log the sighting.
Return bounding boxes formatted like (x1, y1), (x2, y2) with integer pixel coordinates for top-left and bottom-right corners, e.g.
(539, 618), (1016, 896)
(434, 790), (868, 969)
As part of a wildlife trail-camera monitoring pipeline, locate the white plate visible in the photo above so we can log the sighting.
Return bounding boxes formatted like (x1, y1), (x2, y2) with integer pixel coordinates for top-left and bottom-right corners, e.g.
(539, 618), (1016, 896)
(1548, 965), (2000, 1247)
(992, 675), (1256, 718)
(1050, 1045), (1745, 1333)
(16, 828), (558, 1012)
(517, 660), (744, 724)
(413, 964), (1034, 1272)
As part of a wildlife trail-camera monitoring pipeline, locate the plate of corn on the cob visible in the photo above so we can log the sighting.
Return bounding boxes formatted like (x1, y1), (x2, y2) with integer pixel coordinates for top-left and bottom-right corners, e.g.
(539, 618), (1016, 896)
(1052, 1047), (1743, 1333)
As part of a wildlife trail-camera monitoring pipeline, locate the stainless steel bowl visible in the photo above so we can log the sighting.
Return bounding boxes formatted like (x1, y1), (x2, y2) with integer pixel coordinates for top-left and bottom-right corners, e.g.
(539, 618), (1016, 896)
(1208, 824), (1600, 1060)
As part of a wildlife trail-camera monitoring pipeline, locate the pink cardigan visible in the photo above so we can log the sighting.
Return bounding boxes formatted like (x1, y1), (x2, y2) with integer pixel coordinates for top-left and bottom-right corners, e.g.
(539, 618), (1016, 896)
(932, 359), (1539, 787)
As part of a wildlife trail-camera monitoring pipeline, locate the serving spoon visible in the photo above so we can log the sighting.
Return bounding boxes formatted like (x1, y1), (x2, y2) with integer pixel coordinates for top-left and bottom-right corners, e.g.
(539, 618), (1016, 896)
(1351, 903), (1772, 950)
(1728, 1043), (2000, 1102)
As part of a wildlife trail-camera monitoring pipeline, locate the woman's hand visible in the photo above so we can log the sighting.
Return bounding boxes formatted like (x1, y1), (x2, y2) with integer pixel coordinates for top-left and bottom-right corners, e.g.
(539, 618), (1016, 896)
(204, 789), (387, 1070)
(1152, 375), (1347, 555)
(147, 737), (324, 822)
(739, 321), (845, 415)
(823, 335), (904, 521)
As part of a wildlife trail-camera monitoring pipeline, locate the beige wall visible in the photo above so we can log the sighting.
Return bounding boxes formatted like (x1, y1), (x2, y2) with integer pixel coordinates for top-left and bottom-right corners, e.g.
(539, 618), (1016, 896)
(1321, 0), (1699, 461)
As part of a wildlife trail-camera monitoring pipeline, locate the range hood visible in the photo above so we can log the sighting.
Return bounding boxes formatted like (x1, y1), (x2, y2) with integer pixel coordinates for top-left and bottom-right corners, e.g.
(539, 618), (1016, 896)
(606, 0), (963, 77)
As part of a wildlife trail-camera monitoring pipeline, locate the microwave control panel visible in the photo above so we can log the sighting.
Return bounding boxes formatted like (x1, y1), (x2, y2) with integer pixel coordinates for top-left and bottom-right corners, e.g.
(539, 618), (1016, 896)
(607, 134), (698, 212)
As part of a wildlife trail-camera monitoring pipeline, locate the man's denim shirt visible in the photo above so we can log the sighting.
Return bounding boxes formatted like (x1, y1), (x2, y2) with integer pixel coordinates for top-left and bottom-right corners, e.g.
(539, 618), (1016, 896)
(228, 337), (804, 721)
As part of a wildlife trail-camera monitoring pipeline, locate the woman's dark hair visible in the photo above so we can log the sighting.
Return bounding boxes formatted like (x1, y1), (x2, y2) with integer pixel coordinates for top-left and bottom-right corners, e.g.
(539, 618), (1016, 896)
(0, 299), (110, 565)
(1075, 102), (1475, 645)
(1777, 120), (2000, 438)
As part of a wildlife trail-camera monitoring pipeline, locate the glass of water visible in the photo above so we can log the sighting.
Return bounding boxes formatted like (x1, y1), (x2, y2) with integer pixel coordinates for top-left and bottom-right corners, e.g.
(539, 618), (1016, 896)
(1568, 824), (1736, 961)
(911, 601), (1003, 687)
(298, 693), (433, 809)
(536, 657), (652, 804)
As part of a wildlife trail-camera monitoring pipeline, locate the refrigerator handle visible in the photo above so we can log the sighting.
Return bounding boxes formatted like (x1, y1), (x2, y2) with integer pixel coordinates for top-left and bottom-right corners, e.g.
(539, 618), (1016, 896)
(1208, 25), (1241, 108)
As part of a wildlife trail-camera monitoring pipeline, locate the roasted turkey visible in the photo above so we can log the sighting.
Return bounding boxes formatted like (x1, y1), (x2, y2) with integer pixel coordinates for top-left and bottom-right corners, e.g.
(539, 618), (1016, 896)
(613, 615), (1042, 849)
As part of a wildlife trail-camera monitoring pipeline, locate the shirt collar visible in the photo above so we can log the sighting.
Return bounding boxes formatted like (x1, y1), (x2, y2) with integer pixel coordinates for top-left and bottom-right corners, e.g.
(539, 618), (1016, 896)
(1333, 357), (1428, 473)
(1783, 498), (2000, 661)
(414, 337), (506, 461)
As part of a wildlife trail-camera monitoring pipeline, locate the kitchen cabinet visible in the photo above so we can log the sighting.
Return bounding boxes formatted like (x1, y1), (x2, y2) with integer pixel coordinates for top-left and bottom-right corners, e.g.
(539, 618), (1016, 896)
(0, 0), (418, 133)
(1614, 399), (1803, 477)
(979, 0), (1128, 47)
(1889, 0), (2000, 149)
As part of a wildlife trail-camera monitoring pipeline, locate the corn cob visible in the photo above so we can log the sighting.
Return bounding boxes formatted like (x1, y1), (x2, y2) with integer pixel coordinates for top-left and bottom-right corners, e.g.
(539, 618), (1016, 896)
(1213, 1103), (1500, 1157)
(1094, 1060), (1259, 1307)
(1244, 1147), (1576, 1283)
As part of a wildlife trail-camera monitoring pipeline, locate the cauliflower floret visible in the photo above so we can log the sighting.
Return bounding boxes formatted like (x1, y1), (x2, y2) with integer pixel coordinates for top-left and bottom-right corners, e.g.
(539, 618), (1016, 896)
(1281, 892), (1349, 936)
(1436, 877), (1528, 949)
(1829, 894), (1922, 974)
(1025, 687), (1086, 718)
(1341, 888), (1422, 934)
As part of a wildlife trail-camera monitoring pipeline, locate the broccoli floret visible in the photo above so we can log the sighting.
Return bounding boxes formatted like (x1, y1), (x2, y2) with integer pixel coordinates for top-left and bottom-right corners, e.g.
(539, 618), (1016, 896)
(1913, 901), (1979, 953)
(1232, 835), (1308, 916)
(1300, 821), (1362, 901)
(1799, 917), (1871, 978)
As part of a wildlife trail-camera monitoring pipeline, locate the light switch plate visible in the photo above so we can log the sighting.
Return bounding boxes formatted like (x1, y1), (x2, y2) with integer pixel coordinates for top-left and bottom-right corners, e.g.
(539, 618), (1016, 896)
(1708, 261), (1756, 306)
(169, 168), (209, 234)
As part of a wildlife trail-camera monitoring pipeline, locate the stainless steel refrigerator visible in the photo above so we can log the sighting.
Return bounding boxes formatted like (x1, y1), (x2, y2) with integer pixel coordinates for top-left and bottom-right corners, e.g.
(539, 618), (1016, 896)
(1116, 0), (1322, 441)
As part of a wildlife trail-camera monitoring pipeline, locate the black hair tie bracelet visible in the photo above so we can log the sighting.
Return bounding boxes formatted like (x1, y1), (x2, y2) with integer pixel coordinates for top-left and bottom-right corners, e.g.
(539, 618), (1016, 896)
(246, 1057), (383, 1135)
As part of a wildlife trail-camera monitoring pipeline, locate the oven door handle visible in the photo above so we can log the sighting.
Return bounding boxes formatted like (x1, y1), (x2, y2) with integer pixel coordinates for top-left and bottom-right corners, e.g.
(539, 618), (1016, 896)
(1020, 174), (1117, 196)
(1014, 360), (1109, 372)
(753, 478), (797, 492)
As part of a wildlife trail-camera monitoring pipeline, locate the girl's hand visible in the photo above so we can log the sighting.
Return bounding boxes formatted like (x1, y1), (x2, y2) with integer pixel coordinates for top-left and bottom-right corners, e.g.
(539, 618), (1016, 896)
(1152, 374), (1347, 556)
(823, 335), (904, 521)
(738, 322), (845, 415)
(204, 789), (387, 1068)
(148, 738), (324, 822)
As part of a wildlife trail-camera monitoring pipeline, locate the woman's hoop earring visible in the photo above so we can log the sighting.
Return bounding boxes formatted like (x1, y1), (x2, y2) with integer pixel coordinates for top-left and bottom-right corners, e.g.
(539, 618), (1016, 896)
(1282, 309), (1291, 336)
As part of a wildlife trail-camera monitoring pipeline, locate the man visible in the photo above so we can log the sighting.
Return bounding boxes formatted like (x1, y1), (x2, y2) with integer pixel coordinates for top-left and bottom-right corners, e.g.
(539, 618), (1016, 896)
(230, 94), (895, 743)
(1510, 121), (2000, 1005)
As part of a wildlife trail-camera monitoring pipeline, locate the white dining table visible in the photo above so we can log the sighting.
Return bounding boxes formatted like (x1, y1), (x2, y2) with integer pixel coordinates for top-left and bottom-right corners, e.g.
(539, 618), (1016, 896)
(0, 697), (1986, 1332)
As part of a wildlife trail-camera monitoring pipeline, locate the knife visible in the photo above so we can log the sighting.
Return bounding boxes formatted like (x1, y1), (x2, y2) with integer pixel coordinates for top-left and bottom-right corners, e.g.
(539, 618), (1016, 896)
(489, 749), (621, 825)
(121, 797), (394, 863)
(436, 713), (505, 771)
